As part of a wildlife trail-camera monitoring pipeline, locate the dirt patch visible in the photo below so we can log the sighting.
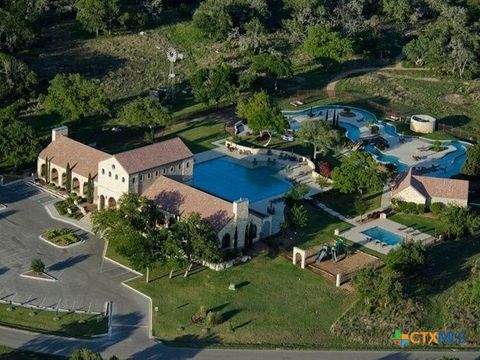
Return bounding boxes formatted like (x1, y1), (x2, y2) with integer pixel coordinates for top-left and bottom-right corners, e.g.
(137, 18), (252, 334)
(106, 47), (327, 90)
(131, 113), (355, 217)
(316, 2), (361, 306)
(445, 93), (467, 105)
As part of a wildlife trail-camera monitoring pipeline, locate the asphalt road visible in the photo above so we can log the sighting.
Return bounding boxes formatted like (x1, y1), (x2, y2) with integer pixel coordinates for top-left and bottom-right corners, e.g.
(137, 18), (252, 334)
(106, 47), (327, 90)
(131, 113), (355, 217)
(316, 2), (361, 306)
(0, 181), (478, 359)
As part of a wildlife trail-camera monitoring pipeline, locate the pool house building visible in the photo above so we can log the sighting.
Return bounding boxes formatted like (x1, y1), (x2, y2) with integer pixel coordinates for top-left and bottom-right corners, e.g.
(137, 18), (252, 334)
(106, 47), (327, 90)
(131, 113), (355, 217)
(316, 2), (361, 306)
(37, 127), (273, 248)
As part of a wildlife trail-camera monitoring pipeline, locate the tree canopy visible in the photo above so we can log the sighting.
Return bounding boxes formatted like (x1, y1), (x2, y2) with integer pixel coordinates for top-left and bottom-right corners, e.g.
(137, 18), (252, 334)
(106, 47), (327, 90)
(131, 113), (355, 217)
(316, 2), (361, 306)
(331, 151), (385, 194)
(440, 205), (480, 239)
(297, 120), (340, 159)
(190, 65), (237, 108)
(44, 73), (110, 121)
(250, 54), (293, 91)
(463, 144), (480, 176)
(236, 91), (287, 146)
(0, 52), (37, 105)
(302, 24), (354, 63)
(118, 97), (172, 128)
(75, 0), (121, 36)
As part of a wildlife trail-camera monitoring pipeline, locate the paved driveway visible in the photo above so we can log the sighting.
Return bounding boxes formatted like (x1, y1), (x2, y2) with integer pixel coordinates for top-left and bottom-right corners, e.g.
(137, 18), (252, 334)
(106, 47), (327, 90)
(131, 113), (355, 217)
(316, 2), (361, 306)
(0, 182), (150, 333)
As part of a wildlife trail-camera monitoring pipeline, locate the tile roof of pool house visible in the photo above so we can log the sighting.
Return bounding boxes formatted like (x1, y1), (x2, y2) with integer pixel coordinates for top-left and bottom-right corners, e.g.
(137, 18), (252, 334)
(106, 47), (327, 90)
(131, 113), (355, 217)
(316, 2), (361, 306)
(392, 168), (469, 207)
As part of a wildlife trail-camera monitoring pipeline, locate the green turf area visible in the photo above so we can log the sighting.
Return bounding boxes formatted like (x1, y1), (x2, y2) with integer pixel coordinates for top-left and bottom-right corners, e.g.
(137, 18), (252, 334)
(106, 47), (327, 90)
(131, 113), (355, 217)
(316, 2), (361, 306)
(286, 206), (352, 249)
(0, 303), (107, 338)
(313, 190), (383, 218)
(129, 252), (357, 348)
(160, 120), (227, 153)
(388, 213), (444, 235)
(0, 346), (64, 360)
(336, 70), (480, 140)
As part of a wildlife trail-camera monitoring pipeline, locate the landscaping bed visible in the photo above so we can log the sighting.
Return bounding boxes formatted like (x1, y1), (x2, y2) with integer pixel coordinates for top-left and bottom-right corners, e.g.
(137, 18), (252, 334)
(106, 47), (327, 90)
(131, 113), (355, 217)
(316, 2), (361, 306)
(54, 200), (83, 220)
(0, 303), (107, 338)
(43, 228), (80, 247)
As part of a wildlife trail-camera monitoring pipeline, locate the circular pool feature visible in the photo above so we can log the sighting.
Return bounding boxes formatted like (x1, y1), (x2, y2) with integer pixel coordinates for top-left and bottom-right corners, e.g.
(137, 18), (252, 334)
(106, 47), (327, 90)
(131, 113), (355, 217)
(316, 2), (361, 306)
(410, 114), (436, 134)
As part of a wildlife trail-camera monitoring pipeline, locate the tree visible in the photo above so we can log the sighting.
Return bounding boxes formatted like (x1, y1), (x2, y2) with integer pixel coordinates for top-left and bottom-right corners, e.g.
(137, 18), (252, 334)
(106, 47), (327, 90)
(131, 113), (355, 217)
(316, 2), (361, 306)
(162, 232), (188, 279)
(284, 183), (309, 208)
(31, 258), (45, 274)
(297, 120), (340, 159)
(302, 24), (353, 63)
(331, 151), (385, 195)
(236, 91), (287, 146)
(190, 65), (237, 108)
(70, 348), (103, 360)
(288, 204), (308, 229)
(282, 0), (326, 44)
(75, 0), (121, 36)
(250, 54), (292, 91)
(441, 205), (480, 239)
(44, 73), (110, 121)
(118, 97), (172, 129)
(382, 0), (415, 26)
(0, 52), (37, 105)
(385, 241), (425, 275)
(0, 0), (37, 52)
(0, 105), (40, 169)
(65, 163), (72, 192)
(463, 144), (480, 177)
(172, 213), (223, 277)
(86, 173), (94, 203)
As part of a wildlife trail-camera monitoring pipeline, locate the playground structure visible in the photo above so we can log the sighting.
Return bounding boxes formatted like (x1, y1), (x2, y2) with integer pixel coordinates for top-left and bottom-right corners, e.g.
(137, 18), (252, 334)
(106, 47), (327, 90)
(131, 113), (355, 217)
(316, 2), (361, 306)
(314, 239), (346, 263)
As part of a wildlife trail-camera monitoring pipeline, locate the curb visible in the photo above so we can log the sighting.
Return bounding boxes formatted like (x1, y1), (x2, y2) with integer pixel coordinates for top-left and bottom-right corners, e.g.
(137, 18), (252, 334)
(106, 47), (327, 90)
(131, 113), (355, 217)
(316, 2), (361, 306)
(44, 203), (93, 234)
(20, 272), (57, 283)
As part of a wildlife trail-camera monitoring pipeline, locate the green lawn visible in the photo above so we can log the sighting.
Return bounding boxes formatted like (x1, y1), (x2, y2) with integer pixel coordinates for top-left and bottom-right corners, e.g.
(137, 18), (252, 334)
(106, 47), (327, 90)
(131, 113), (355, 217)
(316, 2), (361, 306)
(286, 206), (352, 249)
(388, 213), (444, 235)
(0, 346), (64, 360)
(160, 120), (227, 153)
(314, 190), (383, 218)
(0, 303), (107, 338)
(130, 252), (357, 348)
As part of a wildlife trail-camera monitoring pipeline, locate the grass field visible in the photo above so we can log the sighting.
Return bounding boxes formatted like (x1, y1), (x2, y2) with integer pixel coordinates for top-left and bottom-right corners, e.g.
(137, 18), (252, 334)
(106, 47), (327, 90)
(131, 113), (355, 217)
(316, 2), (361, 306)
(388, 213), (444, 235)
(314, 190), (383, 218)
(130, 252), (357, 348)
(0, 303), (107, 338)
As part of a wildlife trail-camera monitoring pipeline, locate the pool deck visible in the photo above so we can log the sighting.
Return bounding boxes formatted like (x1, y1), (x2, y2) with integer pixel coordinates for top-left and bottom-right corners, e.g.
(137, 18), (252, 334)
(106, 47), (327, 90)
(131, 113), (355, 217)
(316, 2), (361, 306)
(340, 218), (432, 254)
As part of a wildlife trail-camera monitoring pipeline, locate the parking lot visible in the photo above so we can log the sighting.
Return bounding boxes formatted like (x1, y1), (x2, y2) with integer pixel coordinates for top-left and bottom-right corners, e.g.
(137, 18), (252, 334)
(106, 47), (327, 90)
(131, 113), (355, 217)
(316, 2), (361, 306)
(0, 181), (150, 327)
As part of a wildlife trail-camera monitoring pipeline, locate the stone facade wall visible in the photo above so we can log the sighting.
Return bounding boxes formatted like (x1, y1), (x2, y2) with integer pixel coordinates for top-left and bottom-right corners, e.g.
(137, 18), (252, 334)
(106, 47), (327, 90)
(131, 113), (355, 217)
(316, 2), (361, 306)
(97, 158), (130, 208)
(128, 158), (193, 195)
(410, 115), (436, 134)
(37, 159), (91, 197)
(429, 196), (468, 207)
(392, 186), (426, 205)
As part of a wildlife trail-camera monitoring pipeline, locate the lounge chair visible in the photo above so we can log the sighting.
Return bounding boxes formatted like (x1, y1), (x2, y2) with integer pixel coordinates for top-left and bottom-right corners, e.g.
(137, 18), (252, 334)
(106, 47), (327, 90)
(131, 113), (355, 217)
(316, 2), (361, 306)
(381, 242), (388, 247)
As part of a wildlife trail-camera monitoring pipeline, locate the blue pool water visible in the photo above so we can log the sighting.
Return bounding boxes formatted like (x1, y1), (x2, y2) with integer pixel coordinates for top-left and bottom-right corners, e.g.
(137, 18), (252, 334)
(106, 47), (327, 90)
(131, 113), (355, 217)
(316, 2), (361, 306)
(361, 226), (403, 246)
(283, 105), (469, 178)
(193, 157), (292, 203)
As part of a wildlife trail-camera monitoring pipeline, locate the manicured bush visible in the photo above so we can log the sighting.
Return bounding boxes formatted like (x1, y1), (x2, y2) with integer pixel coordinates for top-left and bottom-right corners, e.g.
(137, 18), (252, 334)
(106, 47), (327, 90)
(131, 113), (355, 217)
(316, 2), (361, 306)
(205, 311), (222, 327)
(394, 200), (424, 214)
(31, 258), (45, 274)
(429, 202), (444, 215)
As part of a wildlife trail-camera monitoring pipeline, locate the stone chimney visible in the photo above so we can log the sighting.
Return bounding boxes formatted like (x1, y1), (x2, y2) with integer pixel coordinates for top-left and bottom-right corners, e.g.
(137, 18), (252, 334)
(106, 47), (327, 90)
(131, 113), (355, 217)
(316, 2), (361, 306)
(52, 126), (68, 142)
(233, 198), (249, 221)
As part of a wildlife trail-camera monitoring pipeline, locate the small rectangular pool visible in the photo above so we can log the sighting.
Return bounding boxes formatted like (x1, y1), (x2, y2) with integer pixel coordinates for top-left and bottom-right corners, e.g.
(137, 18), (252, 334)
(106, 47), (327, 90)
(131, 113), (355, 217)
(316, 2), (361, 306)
(193, 156), (291, 203)
(361, 226), (403, 246)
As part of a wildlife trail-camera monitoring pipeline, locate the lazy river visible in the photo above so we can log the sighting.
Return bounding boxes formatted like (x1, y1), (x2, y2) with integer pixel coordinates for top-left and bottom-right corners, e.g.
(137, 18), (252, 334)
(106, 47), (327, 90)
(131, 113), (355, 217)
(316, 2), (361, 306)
(283, 105), (469, 178)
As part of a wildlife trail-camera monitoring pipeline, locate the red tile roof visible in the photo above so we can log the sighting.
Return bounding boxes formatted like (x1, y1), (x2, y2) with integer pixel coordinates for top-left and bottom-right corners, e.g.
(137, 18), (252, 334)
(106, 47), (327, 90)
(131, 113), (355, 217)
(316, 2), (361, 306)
(114, 137), (193, 174)
(38, 136), (110, 179)
(142, 176), (234, 232)
(393, 168), (469, 201)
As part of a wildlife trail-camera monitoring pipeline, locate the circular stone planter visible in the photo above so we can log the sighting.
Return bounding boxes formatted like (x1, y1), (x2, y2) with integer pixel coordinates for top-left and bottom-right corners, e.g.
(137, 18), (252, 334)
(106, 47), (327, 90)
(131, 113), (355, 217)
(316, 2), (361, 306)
(410, 114), (436, 134)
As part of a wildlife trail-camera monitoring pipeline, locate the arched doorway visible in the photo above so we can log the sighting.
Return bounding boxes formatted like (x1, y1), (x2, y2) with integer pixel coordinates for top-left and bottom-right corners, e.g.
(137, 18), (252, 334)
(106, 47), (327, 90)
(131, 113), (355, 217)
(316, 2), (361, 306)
(61, 172), (67, 187)
(40, 164), (47, 178)
(83, 182), (88, 195)
(51, 168), (59, 184)
(99, 195), (105, 210)
(72, 177), (80, 193)
(108, 197), (117, 208)
(221, 233), (231, 248)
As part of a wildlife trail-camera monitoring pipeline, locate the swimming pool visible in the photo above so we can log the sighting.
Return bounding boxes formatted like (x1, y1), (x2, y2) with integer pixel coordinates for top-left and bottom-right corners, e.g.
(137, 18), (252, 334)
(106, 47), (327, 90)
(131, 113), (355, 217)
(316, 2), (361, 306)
(193, 157), (292, 203)
(283, 105), (469, 178)
(362, 226), (403, 246)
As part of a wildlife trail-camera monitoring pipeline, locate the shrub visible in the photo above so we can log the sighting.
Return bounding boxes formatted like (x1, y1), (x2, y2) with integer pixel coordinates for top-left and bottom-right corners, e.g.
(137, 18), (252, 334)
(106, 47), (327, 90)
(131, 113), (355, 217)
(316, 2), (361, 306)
(205, 311), (222, 327)
(429, 202), (444, 215)
(31, 258), (45, 274)
(370, 125), (379, 134)
(394, 200), (423, 214)
(317, 161), (332, 178)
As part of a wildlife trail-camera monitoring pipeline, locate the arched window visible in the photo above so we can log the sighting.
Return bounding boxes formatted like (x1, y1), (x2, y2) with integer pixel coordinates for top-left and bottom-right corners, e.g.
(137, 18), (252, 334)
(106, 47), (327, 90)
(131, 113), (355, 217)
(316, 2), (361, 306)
(115, 174), (118, 180)
(155, 170), (159, 177)
(122, 177), (125, 183)
(102, 169), (105, 175)
(108, 171), (111, 177)
(221, 233), (231, 248)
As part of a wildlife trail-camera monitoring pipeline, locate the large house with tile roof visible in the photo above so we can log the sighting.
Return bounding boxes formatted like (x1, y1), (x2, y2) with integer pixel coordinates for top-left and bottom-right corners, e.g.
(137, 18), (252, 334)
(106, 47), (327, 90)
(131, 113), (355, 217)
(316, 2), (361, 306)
(392, 168), (469, 207)
(37, 126), (270, 248)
